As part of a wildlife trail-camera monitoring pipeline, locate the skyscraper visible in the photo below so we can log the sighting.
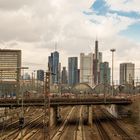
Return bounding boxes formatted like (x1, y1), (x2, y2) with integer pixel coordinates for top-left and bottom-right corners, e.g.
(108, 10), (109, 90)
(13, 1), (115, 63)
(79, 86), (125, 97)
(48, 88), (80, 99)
(98, 52), (102, 64)
(120, 63), (135, 85)
(48, 51), (59, 84)
(0, 49), (21, 97)
(80, 53), (94, 87)
(37, 70), (44, 81)
(95, 40), (98, 60)
(99, 62), (110, 84)
(58, 62), (61, 83)
(93, 40), (102, 85)
(61, 67), (68, 84)
(68, 57), (78, 85)
(0, 49), (21, 81)
(77, 69), (80, 83)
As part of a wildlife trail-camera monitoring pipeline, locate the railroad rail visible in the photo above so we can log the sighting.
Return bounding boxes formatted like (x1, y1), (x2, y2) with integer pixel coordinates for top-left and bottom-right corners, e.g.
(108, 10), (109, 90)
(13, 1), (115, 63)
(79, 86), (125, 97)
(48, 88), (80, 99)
(0, 109), (44, 140)
(50, 107), (75, 140)
(101, 108), (135, 140)
(94, 110), (111, 140)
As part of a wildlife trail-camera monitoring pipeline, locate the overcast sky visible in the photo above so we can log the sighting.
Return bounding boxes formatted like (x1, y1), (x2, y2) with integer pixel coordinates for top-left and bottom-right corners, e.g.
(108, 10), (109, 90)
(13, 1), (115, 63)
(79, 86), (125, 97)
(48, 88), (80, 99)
(0, 0), (140, 83)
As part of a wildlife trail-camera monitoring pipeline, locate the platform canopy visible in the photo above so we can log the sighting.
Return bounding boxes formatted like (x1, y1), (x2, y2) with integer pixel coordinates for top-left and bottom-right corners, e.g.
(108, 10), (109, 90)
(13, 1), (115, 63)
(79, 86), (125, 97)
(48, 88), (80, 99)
(93, 84), (112, 94)
(71, 83), (93, 94)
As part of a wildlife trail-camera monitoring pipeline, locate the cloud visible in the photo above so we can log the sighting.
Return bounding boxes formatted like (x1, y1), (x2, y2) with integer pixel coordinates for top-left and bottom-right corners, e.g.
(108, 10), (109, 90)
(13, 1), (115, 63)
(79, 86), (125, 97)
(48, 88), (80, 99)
(105, 0), (140, 13)
(0, 9), (42, 42)
(91, 0), (140, 19)
(0, 0), (140, 81)
(0, 0), (35, 11)
(0, 0), (96, 70)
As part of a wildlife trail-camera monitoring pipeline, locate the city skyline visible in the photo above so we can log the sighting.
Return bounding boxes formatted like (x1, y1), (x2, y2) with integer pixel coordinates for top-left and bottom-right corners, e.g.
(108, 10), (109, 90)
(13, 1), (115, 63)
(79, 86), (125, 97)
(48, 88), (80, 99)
(0, 0), (140, 82)
(0, 1), (140, 139)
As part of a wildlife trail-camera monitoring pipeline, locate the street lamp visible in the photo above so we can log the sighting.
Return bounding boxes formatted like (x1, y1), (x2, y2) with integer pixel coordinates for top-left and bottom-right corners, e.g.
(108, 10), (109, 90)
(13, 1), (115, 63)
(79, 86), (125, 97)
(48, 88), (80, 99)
(110, 49), (116, 96)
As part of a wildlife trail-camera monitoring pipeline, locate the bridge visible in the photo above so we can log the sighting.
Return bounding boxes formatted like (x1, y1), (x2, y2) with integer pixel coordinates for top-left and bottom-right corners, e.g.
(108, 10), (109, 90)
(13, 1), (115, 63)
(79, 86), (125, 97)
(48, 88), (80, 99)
(0, 97), (132, 107)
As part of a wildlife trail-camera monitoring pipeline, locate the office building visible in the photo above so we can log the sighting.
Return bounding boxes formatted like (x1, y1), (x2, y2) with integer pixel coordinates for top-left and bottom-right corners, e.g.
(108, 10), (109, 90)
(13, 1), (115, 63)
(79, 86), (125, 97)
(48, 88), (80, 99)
(120, 63), (135, 85)
(98, 52), (102, 63)
(68, 57), (78, 85)
(0, 49), (21, 81)
(99, 62), (110, 84)
(0, 49), (21, 97)
(37, 70), (44, 81)
(58, 63), (61, 83)
(80, 53), (94, 87)
(77, 69), (80, 83)
(61, 67), (68, 84)
(48, 51), (59, 84)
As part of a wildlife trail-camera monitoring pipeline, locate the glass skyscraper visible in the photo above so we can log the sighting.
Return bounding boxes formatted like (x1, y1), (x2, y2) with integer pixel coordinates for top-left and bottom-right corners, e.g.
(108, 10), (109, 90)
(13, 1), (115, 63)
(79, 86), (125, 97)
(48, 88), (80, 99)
(37, 70), (44, 81)
(68, 57), (78, 85)
(120, 63), (135, 85)
(99, 62), (110, 84)
(61, 67), (68, 84)
(48, 51), (59, 84)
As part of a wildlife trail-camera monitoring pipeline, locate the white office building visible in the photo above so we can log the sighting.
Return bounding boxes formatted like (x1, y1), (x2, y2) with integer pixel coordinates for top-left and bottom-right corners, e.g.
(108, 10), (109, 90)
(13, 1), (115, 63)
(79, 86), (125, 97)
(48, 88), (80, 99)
(80, 53), (94, 87)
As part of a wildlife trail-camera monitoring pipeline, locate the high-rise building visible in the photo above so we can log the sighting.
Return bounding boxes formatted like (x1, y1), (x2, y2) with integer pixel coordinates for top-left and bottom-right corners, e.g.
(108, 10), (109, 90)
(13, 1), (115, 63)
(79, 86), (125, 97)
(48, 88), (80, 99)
(99, 62), (110, 84)
(77, 69), (80, 83)
(61, 67), (68, 84)
(80, 53), (94, 87)
(0, 49), (21, 81)
(58, 63), (61, 83)
(48, 51), (59, 84)
(93, 40), (102, 85)
(0, 49), (21, 97)
(37, 70), (44, 81)
(95, 40), (99, 60)
(68, 57), (78, 85)
(120, 63), (135, 85)
(98, 52), (102, 63)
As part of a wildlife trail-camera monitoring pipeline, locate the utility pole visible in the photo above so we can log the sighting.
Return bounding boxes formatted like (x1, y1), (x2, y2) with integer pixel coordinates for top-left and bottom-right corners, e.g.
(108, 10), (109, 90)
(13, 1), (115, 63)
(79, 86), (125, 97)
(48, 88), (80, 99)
(44, 71), (50, 140)
(19, 67), (29, 140)
(110, 49), (116, 96)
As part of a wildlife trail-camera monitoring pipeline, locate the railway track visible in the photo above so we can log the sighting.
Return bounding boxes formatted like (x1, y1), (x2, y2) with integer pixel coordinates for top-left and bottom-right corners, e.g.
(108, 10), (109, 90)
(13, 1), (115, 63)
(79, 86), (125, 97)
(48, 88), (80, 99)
(0, 107), (41, 131)
(28, 106), (78, 140)
(1, 105), (137, 140)
(0, 108), (44, 140)
(75, 106), (85, 140)
(27, 106), (75, 140)
(14, 114), (43, 140)
(94, 110), (111, 140)
(67, 106), (84, 140)
(50, 106), (85, 140)
(1, 114), (43, 140)
(100, 108), (135, 140)
(50, 106), (75, 140)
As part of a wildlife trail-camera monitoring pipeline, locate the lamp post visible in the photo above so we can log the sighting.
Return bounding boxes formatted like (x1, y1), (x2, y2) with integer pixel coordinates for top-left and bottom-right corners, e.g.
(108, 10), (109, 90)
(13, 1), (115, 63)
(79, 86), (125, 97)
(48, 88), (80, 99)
(110, 49), (116, 96)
